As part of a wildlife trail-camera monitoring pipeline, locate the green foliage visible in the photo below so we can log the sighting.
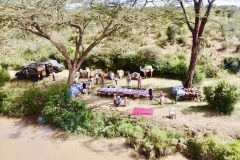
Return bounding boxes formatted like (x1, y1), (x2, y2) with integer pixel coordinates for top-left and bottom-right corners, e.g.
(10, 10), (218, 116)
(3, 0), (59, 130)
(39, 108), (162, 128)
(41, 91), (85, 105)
(221, 57), (240, 74)
(156, 38), (168, 48)
(16, 87), (44, 116)
(176, 36), (187, 46)
(0, 69), (10, 86)
(166, 25), (180, 44)
(204, 64), (218, 78)
(0, 91), (7, 110)
(185, 138), (227, 160)
(185, 138), (240, 160)
(204, 81), (239, 114)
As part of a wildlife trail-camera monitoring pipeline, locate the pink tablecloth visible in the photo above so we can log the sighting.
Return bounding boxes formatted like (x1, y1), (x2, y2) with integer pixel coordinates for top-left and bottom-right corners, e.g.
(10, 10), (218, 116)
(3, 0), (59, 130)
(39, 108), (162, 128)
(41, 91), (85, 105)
(132, 107), (154, 115)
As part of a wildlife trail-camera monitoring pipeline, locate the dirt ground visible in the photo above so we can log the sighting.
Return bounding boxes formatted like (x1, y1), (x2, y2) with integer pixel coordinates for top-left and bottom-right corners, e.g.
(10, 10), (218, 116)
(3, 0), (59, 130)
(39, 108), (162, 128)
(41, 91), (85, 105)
(9, 70), (240, 138)
(55, 70), (240, 139)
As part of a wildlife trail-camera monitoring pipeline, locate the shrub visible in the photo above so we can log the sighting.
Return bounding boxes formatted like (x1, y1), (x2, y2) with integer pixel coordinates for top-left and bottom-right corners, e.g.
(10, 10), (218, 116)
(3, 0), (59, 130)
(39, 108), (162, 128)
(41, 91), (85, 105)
(204, 65), (218, 78)
(176, 36), (187, 46)
(0, 91), (7, 110)
(221, 57), (240, 74)
(16, 87), (44, 116)
(204, 81), (239, 114)
(156, 38), (168, 48)
(185, 138), (240, 160)
(185, 138), (228, 160)
(0, 69), (10, 86)
(166, 25), (180, 43)
(235, 45), (240, 53)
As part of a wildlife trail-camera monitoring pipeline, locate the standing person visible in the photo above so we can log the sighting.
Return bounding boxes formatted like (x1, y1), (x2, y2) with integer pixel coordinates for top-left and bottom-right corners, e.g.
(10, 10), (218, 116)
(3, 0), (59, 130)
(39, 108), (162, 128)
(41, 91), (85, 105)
(126, 72), (131, 88)
(113, 94), (117, 106)
(114, 75), (118, 85)
(160, 91), (165, 105)
(95, 73), (99, 85)
(99, 72), (105, 85)
(87, 78), (92, 95)
(52, 72), (55, 81)
(137, 76), (142, 89)
(82, 82), (87, 95)
(174, 89), (179, 104)
(148, 87), (153, 100)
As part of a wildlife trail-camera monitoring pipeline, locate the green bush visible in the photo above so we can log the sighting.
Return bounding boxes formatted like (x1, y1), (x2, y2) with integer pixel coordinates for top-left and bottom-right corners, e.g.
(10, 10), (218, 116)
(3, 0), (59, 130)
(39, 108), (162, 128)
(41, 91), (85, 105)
(204, 65), (218, 78)
(0, 91), (7, 110)
(156, 38), (168, 48)
(221, 57), (240, 74)
(16, 87), (44, 116)
(185, 138), (227, 160)
(0, 69), (10, 86)
(185, 138), (240, 160)
(176, 36), (187, 46)
(204, 81), (239, 114)
(166, 25), (180, 44)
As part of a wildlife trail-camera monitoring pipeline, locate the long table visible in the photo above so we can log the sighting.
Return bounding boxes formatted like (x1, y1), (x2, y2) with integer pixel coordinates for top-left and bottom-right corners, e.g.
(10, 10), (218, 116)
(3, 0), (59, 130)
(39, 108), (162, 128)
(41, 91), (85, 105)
(98, 87), (147, 97)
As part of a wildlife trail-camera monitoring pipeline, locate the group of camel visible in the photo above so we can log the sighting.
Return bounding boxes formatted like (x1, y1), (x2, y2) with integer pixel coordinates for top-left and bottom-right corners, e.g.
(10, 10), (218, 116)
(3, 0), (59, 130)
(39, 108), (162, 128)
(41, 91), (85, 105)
(79, 65), (154, 79)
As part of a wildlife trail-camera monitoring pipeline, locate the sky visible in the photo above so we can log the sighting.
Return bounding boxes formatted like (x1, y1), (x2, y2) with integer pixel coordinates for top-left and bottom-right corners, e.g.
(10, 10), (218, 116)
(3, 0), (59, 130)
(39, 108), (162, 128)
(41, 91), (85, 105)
(213, 0), (240, 6)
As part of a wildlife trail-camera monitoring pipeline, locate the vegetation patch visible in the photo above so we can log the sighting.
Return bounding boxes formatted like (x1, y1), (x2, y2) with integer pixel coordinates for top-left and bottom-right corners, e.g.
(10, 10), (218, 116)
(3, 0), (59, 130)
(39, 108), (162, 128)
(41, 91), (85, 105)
(204, 81), (240, 114)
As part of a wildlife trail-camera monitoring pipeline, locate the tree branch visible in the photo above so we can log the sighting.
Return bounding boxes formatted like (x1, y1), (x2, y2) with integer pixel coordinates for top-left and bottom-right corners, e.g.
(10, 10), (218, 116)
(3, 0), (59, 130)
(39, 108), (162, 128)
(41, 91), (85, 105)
(198, 0), (215, 37)
(178, 0), (194, 32)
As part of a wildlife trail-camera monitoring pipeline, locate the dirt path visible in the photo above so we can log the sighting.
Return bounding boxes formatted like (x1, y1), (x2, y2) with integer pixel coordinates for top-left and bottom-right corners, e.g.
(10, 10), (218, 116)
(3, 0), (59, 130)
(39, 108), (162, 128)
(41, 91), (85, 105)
(0, 116), (187, 160)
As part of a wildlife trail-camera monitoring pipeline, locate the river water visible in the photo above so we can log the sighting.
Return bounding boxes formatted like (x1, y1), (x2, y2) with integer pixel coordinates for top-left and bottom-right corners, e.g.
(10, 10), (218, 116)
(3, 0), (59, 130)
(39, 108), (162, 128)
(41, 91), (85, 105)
(0, 116), (138, 160)
(0, 116), (187, 160)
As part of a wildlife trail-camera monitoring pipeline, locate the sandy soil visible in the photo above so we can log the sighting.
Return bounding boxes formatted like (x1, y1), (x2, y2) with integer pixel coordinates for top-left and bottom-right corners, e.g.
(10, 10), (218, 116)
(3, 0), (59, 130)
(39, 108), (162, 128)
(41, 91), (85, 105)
(0, 116), (188, 160)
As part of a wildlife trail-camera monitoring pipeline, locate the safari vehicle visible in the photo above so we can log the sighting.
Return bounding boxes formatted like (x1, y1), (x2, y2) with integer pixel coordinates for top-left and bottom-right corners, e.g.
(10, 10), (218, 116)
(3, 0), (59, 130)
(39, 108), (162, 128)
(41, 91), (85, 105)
(15, 61), (53, 81)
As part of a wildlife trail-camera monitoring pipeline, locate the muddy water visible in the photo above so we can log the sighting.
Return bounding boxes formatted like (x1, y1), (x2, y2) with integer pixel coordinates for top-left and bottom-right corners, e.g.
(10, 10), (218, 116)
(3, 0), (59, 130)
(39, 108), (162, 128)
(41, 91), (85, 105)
(0, 116), (187, 160)
(0, 117), (138, 160)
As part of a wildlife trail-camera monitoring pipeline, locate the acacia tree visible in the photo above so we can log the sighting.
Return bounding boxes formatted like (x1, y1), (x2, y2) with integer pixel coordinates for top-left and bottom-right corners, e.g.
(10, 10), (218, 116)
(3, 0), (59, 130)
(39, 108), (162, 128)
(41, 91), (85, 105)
(177, 0), (216, 88)
(0, 0), (130, 84)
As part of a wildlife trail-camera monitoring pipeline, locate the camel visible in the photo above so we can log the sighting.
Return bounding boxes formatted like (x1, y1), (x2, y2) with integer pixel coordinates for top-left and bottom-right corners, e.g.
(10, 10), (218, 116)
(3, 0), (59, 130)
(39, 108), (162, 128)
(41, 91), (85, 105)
(140, 65), (153, 78)
(79, 67), (91, 78)
(117, 70), (124, 79)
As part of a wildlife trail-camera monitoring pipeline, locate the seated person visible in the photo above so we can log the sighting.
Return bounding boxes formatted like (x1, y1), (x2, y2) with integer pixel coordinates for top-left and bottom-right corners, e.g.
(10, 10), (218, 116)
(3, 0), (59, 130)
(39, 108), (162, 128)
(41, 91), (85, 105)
(116, 95), (122, 106)
(123, 97), (128, 107)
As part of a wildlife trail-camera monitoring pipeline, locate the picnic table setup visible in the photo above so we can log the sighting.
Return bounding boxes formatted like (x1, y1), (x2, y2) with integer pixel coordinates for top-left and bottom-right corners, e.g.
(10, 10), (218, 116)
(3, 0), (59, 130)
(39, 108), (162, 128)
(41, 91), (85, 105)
(97, 87), (147, 98)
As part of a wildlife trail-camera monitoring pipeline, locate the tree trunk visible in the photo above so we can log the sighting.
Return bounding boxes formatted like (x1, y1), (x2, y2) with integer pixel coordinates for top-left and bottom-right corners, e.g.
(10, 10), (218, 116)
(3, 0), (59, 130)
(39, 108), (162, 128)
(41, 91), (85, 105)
(67, 67), (78, 85)
(184, 42), (199, 88)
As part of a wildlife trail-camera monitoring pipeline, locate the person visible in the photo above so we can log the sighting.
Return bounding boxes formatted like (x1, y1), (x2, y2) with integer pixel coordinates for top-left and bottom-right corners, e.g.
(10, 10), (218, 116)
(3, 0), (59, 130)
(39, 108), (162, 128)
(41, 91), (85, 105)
(126, 72), (131, 88)
(52, 72), (55, 81)
(116, 95), (122, 106)
(137, 76), (142, 89)
(95, 73), (99, 85)
(148, 87), (153, 100)
(160, 91), (165, 105)
(99, 72), (105, 85)
(82, 82), (87, 95)
(87, 78), (92, 94)
(113, 94), (117, 106)
(114, 76), (118, 85)
(174, 89), (179, 104)
(123, 97), (128, 107)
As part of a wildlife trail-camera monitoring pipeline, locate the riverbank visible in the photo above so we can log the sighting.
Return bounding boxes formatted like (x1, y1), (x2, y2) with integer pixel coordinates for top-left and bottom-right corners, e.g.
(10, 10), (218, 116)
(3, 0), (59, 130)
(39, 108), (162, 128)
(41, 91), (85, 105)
(0, 116), (187, 160)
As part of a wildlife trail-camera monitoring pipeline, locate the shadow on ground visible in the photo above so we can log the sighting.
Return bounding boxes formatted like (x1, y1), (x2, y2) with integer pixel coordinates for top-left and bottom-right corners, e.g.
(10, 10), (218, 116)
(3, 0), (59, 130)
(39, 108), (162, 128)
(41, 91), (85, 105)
(181, 105), (223, 118)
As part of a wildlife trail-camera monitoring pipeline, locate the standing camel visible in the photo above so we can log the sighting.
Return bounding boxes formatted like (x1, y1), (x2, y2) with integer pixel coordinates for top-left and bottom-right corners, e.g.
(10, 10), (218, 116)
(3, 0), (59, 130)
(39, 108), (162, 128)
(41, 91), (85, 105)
(140, 66), (154, 78)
